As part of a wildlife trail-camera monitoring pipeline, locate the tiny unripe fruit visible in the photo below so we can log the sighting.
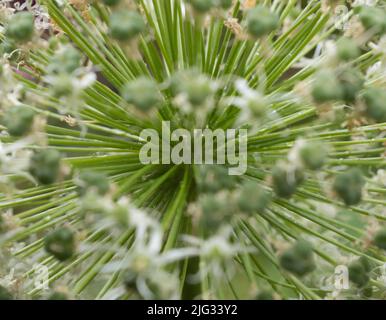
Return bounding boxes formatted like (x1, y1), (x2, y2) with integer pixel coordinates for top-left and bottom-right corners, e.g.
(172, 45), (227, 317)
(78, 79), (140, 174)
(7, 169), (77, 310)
(338, 69), (364, 104)
(299, 142), (327, 170)
(336, 37), (360, 62)
(44, 227), (75, 261)
(237, 181), (271, 214)
(6, 12), (34, 43)
(280, 240), (315, 277)
(255, 290), (274, 300)
(0, 285), (13, 300)
(246, 6), (279, 38)
(76, 171), (110, 196)
(48, 292), (69, 300)
(29, 149), (61, 185)
(3, 105), (35, 137)
(373, 229), (386, 250)
(312, 71), (343, 103)
(272, 166), (303, 198)
(358, 6), (386, 35)
(49, 47), (82, 74)
(170, 70), (213, 106)
(363, 87), (386, 123)
(121, 77), (161, 111)
(219, 0), (233, 10)
(333, 168), (364, 206)
(51, 74), (74, 98)
(200, 194), (233, 233)
(109, 11), (145, 41)
(184, 77), (213, 106)
(190, 0), (215, 12)
(197, 165), (237, 193)
(102, 0), (121, 6)
(349, 259), (369, 287)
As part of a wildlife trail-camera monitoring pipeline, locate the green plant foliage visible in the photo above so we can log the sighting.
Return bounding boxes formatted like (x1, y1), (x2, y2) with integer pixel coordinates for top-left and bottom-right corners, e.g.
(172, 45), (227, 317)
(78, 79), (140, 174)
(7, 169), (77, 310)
(0, 0), (385, 301)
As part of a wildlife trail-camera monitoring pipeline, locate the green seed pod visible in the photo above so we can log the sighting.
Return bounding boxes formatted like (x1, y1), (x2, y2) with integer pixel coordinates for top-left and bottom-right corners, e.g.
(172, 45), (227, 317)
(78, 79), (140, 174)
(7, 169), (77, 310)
(255, 290), (274, 300)
(199, 193), (234, 234)
(109, 11), (145, 41)
(51, 74), (74, 98)
(102, 0), (121, 6)
(196, 165), (238, 193)
(336, 37), (360, 62)
(0, 285), (13, 300)
(272, 165), (303, 198)
(189, 0), (215, 12)
(29, 149), (61, 185)
(373, 229), (386, 250)
(333, 168), (364, 206)
(358, 256), (372, 273)
(299, 142), (327, 170)
(348, 260), (369, 287)
(49, 46), (82, 74)
(185, 76), (213, 106)
(169, 70), (213, 106)
(44, 227), (75, 261)
(237, 181), (271, 214)
(47, 291), (69, 300)
(358, 6), (386, 35)
(246, 6), (280, 38)
(6, 12), (34, 43)
(311, 70), (343, 103)
(363, 87), (386, 123)
(76, 171), (110, 196)
(121, 77), (161, 111)
(2, 105), (35, 137)
(218, 0), (233, 10)
(279, 240), (315, 277)
(338, 69), (364, 104)
(360, 285), (373, 299)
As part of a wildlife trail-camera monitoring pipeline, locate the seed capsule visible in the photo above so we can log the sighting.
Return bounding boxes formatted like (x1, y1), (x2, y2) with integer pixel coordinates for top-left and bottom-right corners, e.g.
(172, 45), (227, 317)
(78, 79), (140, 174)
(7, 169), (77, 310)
(358, 6), (386, 35)
(3, 105), (35, 137)
(311, 71), (343, 103)
(299, 142), (327, 170)
(218, 0), (233, 10)
(51, 74), (74, 98)
(29, 149), (61, 185)
(189, 0), (215, 12)
(121, 77), (161, 111)
(336, 37), (360, 62)
(76, 171), (110, 196)
(44, 227), (75, 262)
(170, 70), (213, 106)
(272, 166), (303, 198)
(255, 290), (274, 300)
(333, 168), (364, 206)
(109, 11), (145, 41)
(373, 229), (386, 250)
(338, 69), (364, 104)
(363, 87), (386, 123)
(246, 6), (279, 38)
(49, 46), (82, 75)
(196, 165), (238, 193)
(348, 259), (369, 287)
(102, 0), (121, 6)
(237, 181), (271, 214)
(6, 12), (34, 43)
(279, 240), (316, 277)
(47, 291), (69, 300)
